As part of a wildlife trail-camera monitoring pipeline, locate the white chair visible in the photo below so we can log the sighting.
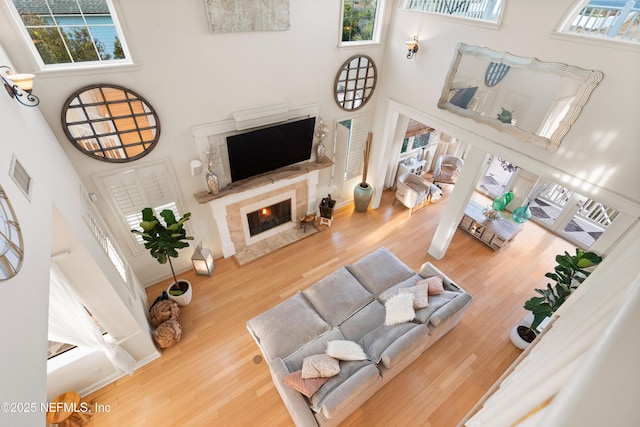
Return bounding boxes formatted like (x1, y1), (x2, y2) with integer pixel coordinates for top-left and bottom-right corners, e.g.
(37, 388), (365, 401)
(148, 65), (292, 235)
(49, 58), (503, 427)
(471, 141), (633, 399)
(432, 155), (464, 186)
(394, 173), (432, 215)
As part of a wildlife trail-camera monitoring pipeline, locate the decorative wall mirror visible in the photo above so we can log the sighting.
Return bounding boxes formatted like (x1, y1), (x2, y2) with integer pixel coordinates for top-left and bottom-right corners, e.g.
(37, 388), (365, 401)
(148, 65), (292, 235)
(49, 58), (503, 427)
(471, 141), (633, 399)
(0, 184), (24, 280)
(62, 84), (161, 162)
(334, 55), (377, 111)
(438, 43), (603, 151)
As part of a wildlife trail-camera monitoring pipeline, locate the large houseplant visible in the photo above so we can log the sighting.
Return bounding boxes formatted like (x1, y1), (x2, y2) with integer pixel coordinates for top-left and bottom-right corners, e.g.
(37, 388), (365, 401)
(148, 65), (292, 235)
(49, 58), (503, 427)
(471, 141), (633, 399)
(512, 248), (602, 348)
(131, 208), (194, 306)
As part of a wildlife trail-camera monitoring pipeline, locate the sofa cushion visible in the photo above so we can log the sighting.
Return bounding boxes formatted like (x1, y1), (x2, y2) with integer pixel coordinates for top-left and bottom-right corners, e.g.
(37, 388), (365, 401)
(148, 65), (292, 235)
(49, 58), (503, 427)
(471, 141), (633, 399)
(346, 247), (416, 296)
(283, 370), (329, 398)
(301, 354), (340, 379)
(246, 292), (331, 361)
(303, 267), (374, 326)
(283, 328), (345, 373)
(308, 360), (379, 417)
(339, 300), (385, 342)
(358, 322), (422, 365)
(378, 274), (424, 303)
(413, 291), (460, 324)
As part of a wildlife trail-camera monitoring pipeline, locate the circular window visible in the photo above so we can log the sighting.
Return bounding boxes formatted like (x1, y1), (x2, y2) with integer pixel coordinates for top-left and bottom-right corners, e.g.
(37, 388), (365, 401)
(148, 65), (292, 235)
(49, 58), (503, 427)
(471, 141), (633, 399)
(62, 84), (161, 162)
(334, 55), (377, 111)
(0, 184), (23, 280)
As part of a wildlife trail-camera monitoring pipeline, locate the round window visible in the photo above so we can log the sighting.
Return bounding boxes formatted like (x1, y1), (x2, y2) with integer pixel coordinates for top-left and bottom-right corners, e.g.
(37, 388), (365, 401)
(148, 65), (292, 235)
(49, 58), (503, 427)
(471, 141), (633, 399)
(62, 84), (161, 162)
(334, 55), (377, 111)
(0, 184), (23, 280)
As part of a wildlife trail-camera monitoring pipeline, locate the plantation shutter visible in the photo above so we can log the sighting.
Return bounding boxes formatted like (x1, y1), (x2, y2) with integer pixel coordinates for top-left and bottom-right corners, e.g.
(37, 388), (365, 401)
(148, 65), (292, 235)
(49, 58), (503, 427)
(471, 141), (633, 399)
(344, 116), (369, 181)
(333, 120), (350, 184)
(101, 162), (182, 248)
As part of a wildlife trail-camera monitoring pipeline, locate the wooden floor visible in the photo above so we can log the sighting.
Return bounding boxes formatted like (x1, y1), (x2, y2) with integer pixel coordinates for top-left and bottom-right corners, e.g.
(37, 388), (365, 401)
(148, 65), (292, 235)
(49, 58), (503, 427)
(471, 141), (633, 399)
(83, 188), (575, 427)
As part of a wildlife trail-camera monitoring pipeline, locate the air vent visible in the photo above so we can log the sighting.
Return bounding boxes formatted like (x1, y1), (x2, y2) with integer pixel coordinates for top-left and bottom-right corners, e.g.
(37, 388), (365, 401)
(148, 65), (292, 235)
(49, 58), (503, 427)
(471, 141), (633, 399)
(10, 155), (32, 200)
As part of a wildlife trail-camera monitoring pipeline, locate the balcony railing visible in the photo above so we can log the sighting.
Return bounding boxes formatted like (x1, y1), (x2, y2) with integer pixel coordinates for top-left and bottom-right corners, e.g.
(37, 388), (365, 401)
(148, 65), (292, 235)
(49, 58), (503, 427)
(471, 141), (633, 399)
(402, 0), (503, 22)
(564, 0), (640, 42)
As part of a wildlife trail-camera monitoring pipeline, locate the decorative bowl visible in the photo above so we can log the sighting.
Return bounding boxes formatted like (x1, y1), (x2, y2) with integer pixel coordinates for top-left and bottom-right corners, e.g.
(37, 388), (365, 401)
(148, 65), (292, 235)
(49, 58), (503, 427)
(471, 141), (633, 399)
(483, 207), (502, 221)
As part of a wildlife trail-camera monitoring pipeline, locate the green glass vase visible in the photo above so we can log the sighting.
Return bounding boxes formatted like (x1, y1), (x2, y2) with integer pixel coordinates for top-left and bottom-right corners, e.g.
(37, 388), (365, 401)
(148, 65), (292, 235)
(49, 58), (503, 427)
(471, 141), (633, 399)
(492, 191), (514, 211)
(513, 204), (532, 223)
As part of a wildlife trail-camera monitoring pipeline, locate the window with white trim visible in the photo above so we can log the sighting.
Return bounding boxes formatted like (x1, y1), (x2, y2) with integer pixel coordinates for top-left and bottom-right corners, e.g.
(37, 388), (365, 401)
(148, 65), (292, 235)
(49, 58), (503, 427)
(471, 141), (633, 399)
(6, 0), (131, 68)
(558, 0), (640, 43)
(400, 0), (503, 22)
(97, 162), (187, 251)
(341, 0), (386, 44)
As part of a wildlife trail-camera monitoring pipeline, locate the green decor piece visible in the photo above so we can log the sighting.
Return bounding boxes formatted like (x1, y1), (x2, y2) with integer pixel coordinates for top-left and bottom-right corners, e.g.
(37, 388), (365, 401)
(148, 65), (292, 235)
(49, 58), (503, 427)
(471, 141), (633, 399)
(497, 107), (513, 123)
(524, 249), (603, 332)
(512, 204), (532, 223)
(492, 191), (514, 211)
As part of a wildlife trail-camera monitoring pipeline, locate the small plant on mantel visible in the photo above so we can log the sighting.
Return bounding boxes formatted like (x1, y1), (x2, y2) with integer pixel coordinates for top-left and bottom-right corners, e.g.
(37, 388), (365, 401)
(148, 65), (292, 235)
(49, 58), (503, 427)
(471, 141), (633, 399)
(522, 248), (603, 338)
(131, 208), (194, 305)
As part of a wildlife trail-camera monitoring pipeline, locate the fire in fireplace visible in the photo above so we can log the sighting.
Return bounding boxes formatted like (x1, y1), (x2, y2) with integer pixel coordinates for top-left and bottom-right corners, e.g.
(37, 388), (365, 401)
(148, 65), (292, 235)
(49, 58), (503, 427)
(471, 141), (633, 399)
(246, 199), (292, 237)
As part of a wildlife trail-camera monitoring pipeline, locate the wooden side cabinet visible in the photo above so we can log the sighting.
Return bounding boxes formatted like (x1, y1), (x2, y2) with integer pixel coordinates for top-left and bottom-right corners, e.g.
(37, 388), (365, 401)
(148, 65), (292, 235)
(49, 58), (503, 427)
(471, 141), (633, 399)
(458, 200), (523, 250)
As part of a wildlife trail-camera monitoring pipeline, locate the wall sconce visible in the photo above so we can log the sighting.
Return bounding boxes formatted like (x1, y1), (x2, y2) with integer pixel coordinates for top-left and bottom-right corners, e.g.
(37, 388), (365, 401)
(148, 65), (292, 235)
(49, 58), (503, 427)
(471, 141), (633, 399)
(406, 36), (419, 60)
(1, 66), (40, 107)
(191, 243), (215, 276)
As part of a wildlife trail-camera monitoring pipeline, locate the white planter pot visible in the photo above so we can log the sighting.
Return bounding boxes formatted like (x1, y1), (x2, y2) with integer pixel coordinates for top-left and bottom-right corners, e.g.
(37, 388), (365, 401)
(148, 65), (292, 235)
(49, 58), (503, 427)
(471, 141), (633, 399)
(509, 313), (536, 350)
(167, 279), (192, 306)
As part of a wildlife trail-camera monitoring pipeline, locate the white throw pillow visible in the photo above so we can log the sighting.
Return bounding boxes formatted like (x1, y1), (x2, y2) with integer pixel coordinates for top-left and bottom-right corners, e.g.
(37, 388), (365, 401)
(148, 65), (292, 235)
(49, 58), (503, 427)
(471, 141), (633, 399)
(384, 293), (415, 325)
(398, 284), (430, 309)
(326, 340), (368, 361)
(301, 354), (340, 379)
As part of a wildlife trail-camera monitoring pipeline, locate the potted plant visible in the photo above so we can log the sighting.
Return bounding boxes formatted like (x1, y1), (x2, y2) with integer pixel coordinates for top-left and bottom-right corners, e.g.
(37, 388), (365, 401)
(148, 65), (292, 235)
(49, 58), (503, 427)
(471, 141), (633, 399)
(353, 132), (373, 212)
(511, 248), (603, 348)
(132, 208), (194, 306)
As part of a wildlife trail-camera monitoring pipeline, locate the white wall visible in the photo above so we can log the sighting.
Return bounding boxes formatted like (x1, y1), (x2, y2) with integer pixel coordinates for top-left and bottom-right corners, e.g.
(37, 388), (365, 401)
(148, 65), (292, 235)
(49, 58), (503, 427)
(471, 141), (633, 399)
(0, 45), (158, 426)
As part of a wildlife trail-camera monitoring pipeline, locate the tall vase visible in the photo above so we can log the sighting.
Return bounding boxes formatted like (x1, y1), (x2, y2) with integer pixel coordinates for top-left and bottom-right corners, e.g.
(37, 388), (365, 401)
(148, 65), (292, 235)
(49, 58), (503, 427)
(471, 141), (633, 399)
(206, 169), (220, 195)
(513, 203), (532, 223)
(316, 141), (325, 163)
(354, 183), (373, 212)
(492, 191), (514, 211)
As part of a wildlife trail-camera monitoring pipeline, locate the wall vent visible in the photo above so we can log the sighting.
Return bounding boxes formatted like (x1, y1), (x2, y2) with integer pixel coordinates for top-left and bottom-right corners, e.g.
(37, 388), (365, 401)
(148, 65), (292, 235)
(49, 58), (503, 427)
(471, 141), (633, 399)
(10, 155), (32, 200)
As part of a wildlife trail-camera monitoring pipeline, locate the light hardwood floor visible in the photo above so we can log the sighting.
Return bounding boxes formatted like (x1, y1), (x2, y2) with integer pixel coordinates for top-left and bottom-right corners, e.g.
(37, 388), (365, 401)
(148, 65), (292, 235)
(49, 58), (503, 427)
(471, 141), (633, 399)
(83, 188), (574, 427)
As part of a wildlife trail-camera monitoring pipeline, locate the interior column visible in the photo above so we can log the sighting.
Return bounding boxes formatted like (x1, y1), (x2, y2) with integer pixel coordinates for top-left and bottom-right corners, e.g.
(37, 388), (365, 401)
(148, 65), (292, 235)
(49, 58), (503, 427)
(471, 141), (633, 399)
(428, 145), (490, 259)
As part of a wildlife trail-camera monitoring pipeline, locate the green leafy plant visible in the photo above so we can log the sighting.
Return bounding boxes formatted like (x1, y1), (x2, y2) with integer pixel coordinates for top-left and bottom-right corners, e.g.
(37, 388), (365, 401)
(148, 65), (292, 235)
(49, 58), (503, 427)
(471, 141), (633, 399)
(131, 208), (193, 289)
(524, 248), (603, 332)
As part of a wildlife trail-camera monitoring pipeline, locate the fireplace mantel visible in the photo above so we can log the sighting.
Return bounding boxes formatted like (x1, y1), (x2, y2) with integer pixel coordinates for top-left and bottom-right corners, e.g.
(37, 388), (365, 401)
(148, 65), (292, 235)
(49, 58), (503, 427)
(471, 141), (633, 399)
(193, 158), (332, 204)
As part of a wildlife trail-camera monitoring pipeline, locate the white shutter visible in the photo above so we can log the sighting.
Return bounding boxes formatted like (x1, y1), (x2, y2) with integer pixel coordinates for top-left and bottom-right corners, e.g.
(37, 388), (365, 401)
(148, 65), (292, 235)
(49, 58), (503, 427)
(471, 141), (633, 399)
(345, 116), (369, 181)
(333, 120), (350, 185)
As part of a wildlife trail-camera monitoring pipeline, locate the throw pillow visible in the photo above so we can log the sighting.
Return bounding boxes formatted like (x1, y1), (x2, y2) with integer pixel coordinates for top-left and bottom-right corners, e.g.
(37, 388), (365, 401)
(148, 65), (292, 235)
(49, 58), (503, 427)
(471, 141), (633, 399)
(301, 354), (340, 379)
(283, 370), (329, 397)
(326, 340), (368, 361)
(398, 284), (430, 309)
(416, 275), (445, 295)
(384, 293), (415, 325)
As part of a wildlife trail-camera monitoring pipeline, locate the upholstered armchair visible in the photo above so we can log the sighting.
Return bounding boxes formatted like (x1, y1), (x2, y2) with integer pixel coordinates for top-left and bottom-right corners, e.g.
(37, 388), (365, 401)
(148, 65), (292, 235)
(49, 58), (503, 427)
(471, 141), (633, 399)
(432, 155), (464, 186)
(395, 173), (432, 215)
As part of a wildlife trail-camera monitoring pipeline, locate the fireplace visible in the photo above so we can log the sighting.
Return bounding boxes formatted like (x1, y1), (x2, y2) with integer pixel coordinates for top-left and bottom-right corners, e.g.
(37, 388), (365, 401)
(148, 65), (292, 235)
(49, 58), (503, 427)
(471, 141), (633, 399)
(247, 199), (292, 237)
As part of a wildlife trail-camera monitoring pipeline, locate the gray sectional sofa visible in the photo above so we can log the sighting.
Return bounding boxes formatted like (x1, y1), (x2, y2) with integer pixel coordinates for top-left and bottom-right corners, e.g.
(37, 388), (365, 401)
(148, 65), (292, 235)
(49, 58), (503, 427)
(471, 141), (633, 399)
(246, 247), (472, 427)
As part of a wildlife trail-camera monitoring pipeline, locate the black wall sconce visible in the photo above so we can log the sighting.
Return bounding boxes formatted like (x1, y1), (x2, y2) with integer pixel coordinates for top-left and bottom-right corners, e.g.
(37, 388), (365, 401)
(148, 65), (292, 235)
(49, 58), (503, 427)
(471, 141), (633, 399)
(406, 36), (419, 59)
(1, 65), (40, 107)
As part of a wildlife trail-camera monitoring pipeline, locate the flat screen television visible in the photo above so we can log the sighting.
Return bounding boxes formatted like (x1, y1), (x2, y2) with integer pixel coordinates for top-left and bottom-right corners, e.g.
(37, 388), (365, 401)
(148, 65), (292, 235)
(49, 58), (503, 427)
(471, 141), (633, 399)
(226, 117), (316, 182)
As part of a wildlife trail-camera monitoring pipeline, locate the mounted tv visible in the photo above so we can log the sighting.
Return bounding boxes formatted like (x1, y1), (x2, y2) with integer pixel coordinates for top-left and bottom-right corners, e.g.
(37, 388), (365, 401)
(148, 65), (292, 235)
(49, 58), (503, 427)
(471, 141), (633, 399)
(226, 117), (316, 182)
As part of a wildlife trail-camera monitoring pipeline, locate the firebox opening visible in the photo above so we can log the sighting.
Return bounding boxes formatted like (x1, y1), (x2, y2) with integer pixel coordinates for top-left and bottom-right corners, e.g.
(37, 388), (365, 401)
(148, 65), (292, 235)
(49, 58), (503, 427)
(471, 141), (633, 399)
(247, 199), (292, 237)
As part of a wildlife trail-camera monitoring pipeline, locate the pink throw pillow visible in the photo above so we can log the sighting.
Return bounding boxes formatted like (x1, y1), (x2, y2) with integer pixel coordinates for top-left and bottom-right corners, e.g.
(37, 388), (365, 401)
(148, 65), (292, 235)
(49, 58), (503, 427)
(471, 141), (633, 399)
(416, 275), (445, 295)
(283, 370), (329, 397)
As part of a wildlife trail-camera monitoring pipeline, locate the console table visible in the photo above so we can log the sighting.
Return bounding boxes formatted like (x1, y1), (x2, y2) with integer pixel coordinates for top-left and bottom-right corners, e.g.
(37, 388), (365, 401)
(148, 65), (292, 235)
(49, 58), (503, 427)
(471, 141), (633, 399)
(458, 200), (523, 250)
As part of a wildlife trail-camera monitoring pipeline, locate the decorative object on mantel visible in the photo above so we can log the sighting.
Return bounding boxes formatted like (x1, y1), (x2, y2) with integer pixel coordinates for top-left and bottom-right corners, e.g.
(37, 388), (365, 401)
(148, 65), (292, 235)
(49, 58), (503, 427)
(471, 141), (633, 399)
(131, 208), (194, 306)
(205, 150), (220, 195)
(314, 117), (329, 163)
(353, 132), (374, 212)
(496, 107), (514, 124)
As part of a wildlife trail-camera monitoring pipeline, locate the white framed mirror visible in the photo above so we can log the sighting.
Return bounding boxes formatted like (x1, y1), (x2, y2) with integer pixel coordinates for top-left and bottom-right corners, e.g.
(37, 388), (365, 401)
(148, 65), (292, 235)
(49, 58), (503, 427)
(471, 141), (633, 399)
(438, 43), (604, 151)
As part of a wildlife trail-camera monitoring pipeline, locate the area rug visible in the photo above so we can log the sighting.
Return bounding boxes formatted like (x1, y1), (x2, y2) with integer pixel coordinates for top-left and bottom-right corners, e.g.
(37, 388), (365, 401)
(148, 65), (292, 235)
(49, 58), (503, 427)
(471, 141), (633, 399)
(234, 225), (319, 266)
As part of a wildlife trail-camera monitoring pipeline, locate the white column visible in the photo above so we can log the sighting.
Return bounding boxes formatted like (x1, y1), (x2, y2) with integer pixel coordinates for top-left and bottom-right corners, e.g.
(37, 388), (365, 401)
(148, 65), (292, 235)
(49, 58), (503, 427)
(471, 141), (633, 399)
(428, 146), (490, 259)
(209, 201), (236, 258)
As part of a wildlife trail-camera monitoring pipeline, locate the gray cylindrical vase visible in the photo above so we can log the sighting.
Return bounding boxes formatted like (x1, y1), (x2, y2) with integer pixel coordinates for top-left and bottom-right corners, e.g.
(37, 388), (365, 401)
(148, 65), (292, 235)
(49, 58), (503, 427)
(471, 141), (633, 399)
(353, 183), (373, 212)
(206, 169), (220, 195)
(316, 141), (326, 163)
